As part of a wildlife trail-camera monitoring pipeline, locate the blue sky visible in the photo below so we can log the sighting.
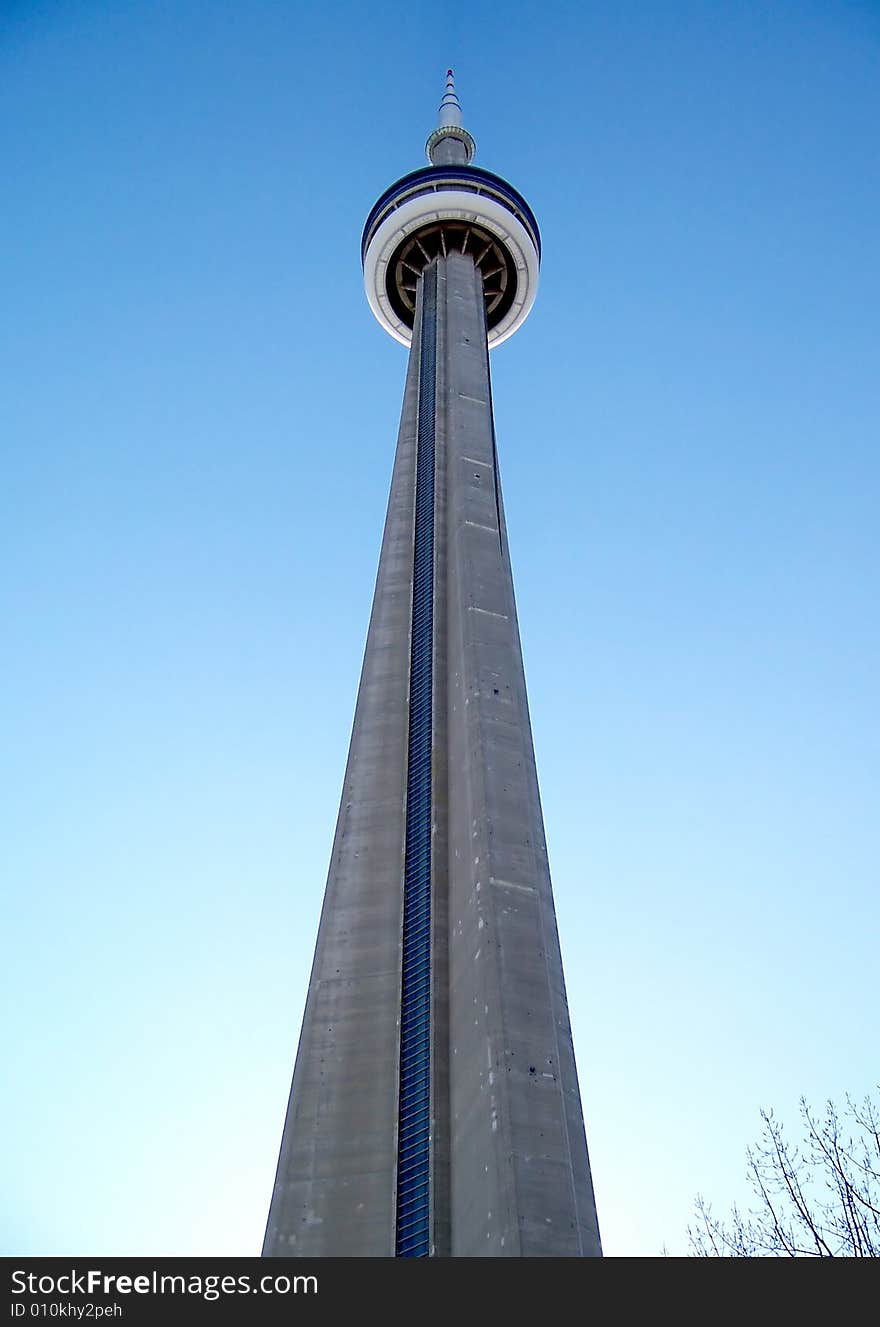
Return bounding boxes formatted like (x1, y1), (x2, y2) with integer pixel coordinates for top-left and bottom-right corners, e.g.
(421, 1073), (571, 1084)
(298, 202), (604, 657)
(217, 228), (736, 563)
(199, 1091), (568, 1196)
(2, 0), (877, 1257)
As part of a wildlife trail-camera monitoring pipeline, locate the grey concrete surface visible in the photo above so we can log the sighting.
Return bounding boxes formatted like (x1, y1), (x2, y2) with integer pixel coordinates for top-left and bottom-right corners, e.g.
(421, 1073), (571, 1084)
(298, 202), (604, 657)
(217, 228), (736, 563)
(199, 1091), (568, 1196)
(264, 252), (602, 1257)
(441, 253), (601, 1256)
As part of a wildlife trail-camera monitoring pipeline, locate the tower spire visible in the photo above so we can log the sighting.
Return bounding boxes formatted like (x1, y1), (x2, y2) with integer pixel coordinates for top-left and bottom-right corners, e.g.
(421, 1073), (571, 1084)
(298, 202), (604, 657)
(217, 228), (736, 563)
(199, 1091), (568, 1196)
(426, 67), (476, 165)
(439, 68), (462, 127)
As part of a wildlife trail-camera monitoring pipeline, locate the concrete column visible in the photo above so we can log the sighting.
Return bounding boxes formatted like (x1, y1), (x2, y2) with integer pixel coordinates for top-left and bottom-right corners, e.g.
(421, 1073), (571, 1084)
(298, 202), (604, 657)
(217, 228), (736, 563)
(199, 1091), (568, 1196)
(442, 251), (602, 1257)
(264, 252), (602, 1258)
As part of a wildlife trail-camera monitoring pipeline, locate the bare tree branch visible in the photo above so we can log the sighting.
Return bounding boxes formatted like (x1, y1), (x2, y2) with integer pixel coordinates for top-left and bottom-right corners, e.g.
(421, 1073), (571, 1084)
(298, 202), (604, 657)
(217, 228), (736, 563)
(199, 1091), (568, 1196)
(686, 1090), (880, 1257)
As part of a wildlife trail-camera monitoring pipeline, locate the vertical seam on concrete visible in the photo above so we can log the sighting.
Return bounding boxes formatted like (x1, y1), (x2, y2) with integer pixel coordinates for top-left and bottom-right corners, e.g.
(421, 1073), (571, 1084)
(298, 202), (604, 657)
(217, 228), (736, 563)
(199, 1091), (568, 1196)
(481, 299), (505, 559)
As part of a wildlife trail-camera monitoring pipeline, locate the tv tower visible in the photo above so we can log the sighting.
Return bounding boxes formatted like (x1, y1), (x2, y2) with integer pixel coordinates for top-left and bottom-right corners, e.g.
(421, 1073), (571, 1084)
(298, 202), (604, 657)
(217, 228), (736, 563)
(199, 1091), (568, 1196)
(263, 72), (602, 1259)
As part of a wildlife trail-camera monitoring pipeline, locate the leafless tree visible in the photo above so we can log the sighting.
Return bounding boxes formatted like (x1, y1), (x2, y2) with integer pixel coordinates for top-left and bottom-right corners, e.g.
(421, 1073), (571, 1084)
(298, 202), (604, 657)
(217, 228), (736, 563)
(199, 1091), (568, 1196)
(688, 1091), (880, 1256)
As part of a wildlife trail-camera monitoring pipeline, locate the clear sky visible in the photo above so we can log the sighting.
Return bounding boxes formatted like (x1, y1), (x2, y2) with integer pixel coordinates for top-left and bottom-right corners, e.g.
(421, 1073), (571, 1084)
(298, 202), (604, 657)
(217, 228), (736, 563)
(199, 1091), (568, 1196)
(2, 0), (877, 1258)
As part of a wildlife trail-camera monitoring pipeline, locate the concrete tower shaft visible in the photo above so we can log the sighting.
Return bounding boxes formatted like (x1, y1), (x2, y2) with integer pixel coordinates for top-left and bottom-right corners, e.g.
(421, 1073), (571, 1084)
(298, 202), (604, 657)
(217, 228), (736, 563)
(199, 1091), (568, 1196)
(264, 252), (601, 1257)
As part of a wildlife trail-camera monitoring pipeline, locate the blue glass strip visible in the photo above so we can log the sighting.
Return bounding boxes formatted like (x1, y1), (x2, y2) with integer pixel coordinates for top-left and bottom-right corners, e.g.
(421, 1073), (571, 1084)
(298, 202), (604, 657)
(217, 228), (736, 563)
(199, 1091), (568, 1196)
(395, 263), (437, 1259)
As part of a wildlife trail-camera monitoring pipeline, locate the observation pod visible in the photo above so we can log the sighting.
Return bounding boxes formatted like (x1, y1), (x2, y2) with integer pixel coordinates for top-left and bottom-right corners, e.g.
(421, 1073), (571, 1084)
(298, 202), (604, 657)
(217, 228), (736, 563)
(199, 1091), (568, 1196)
(362, 75), (541, 349)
